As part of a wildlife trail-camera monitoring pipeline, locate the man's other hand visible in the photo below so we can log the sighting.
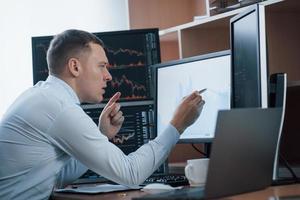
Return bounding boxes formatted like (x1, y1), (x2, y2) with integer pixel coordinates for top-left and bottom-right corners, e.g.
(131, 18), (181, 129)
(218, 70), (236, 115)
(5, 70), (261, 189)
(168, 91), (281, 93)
(99, 92), (124, 139)
(170, 91), (205, 134)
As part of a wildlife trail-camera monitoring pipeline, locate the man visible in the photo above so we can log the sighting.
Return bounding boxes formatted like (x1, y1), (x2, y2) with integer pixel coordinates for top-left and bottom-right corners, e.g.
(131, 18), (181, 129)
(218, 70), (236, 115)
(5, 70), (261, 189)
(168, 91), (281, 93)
(0, 29), (204, 200)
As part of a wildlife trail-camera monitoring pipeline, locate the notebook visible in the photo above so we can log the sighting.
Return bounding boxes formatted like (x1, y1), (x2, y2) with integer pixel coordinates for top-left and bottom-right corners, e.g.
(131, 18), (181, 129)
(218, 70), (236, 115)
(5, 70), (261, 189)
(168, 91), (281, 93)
(133, 107), (283, 200)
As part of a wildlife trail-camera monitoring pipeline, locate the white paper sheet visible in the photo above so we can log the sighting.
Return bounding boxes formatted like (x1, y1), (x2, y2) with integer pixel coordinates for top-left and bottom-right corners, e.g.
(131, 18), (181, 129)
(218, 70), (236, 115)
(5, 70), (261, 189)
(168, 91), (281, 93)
(55, 183), (141, 194)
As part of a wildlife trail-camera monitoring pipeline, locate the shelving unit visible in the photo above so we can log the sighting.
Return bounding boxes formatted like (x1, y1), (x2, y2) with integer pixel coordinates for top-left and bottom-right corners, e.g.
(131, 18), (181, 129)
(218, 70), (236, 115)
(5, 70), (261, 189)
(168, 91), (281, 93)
(174, 1), (299, 81)
(129, 0), (300, 81)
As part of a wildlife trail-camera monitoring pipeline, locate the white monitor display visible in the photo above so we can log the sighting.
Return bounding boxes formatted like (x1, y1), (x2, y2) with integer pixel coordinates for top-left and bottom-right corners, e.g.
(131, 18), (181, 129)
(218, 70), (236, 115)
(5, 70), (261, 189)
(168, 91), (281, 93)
(154, 51), (231, 142)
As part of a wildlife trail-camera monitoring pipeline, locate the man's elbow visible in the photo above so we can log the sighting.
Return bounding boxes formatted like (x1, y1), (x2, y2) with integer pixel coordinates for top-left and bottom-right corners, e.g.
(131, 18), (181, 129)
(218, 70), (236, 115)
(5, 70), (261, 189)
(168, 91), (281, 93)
(121, 176), (146, 187)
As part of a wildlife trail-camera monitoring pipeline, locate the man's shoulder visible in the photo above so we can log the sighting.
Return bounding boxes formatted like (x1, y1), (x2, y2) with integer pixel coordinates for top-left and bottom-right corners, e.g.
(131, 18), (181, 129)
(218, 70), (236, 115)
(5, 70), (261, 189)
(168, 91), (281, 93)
(25, 86), (67, 110)
(8, 85), (80, 120)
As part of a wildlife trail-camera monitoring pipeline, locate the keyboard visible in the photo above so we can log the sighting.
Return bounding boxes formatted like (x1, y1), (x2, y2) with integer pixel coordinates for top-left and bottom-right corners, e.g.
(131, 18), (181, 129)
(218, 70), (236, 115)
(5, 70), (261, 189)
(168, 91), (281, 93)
(142, 174), (189, 187)
(74, 171), (189, 187)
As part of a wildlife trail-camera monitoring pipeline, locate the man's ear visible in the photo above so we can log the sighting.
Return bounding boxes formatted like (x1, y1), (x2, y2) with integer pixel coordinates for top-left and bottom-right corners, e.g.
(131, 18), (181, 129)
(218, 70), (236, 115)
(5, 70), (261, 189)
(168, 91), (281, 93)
(67, 58), (81, 77)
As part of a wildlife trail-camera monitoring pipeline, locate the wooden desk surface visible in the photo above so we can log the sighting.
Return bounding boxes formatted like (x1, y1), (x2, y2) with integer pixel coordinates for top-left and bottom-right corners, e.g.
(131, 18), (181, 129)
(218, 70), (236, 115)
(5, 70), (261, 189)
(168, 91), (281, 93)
(51, 183), (300, 200)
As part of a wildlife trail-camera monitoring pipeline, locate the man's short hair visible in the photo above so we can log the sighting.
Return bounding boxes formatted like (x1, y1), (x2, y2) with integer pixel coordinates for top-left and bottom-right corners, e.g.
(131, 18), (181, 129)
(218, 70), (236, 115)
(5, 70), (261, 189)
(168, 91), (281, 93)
(46, 29), (104, 75)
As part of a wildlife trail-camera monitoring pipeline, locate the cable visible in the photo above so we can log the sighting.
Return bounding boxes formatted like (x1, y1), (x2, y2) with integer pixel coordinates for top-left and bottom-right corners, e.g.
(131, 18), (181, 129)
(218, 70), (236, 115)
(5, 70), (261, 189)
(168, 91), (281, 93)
(279, 153), (299, 182)
(191, 144), (208, 157)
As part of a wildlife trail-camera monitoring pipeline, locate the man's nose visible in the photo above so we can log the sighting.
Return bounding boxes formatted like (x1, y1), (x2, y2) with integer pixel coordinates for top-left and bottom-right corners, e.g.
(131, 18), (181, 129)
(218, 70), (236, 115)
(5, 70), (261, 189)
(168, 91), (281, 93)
(105, 68), (112, 81)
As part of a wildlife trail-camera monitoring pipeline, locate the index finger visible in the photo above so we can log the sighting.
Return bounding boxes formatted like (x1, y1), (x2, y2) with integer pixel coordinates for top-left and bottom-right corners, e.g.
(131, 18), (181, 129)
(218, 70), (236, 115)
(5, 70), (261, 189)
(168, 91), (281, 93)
(184, 90), (200, 102)
(106, 92), (121, 107)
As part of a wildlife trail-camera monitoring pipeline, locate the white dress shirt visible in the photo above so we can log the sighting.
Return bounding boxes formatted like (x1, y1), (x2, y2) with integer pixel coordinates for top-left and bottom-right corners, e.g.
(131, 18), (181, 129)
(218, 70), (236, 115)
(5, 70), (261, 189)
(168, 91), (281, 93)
(0, 75), (180, 200)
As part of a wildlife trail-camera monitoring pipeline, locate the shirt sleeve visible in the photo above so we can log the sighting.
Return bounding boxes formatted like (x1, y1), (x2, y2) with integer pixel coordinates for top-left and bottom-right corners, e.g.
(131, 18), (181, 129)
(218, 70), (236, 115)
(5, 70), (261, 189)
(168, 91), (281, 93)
(55, 158), (88, 188)
(47, 105), (180, 187)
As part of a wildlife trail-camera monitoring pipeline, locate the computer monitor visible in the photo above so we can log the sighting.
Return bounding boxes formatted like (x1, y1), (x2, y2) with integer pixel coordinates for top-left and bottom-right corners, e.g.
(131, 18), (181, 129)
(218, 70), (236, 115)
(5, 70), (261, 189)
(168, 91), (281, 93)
(230, 4), (268, 108)
(153, 50), (231, 143)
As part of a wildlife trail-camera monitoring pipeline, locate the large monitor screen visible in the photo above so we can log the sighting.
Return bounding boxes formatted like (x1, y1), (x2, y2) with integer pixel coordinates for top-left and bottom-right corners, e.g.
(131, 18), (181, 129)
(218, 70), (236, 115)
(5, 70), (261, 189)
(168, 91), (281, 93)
(154, 51), (231, 142)
(230, 4), (268, 108)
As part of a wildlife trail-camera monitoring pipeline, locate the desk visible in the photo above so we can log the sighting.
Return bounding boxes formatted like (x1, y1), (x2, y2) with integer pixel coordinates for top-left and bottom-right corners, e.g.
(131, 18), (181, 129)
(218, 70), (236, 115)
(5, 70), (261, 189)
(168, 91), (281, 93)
(51, 184), (300, 200)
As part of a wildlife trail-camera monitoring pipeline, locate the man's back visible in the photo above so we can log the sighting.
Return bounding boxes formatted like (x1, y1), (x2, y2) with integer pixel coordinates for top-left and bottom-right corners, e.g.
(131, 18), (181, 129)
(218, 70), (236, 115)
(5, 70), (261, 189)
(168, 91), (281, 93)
(0, 76), (86, 199)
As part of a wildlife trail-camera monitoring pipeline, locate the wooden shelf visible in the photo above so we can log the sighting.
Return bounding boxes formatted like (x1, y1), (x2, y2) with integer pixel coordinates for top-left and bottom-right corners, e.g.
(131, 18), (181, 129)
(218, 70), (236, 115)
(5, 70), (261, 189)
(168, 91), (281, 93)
(158, 6), (251, 59)
(159, 5), (250, 37)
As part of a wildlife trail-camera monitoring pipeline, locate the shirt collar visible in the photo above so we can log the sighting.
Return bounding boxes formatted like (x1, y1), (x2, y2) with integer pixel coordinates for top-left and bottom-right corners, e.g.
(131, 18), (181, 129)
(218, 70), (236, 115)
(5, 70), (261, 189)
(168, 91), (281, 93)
(46, 75), (81, 105)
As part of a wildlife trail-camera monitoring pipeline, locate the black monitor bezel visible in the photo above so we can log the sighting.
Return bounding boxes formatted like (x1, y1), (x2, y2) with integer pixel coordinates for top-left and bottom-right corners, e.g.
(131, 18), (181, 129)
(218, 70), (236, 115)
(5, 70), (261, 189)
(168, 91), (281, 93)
(230, 4), (262, 108)
(152, 50), (231, 143)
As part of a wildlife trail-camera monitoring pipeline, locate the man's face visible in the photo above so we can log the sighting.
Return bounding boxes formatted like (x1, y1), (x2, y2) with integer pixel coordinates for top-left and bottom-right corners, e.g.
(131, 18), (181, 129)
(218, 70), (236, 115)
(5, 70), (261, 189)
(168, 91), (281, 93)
(77, 43), (112, 103)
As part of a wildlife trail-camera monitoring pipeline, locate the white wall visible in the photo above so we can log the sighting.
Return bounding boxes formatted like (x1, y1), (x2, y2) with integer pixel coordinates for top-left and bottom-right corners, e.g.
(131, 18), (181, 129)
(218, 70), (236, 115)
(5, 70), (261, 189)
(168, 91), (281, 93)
(0, 0), (129, 118)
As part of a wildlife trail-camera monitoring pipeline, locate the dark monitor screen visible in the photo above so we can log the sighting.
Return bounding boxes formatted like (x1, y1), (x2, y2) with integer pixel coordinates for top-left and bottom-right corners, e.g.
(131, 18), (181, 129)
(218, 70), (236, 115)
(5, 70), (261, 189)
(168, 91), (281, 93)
(153, 51), (231, 143)
(230, 5), (268, 108)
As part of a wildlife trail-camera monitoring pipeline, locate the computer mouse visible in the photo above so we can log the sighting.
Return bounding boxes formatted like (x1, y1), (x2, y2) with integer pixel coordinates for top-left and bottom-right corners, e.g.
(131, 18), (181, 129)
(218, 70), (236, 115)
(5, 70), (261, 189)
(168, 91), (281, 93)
(141, 183), (181, 194)
(143, 183), (174, 190)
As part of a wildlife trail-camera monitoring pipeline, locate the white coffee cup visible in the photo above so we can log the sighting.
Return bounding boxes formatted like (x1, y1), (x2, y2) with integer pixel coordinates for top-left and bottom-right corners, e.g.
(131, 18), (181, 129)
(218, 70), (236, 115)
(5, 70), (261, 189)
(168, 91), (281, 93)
(184, 158), (209, 187)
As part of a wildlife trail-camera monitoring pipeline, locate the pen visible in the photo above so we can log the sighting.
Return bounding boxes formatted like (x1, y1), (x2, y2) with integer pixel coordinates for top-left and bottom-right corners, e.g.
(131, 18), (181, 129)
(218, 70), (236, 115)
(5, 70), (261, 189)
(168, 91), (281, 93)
(198, 88), (207, 94)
